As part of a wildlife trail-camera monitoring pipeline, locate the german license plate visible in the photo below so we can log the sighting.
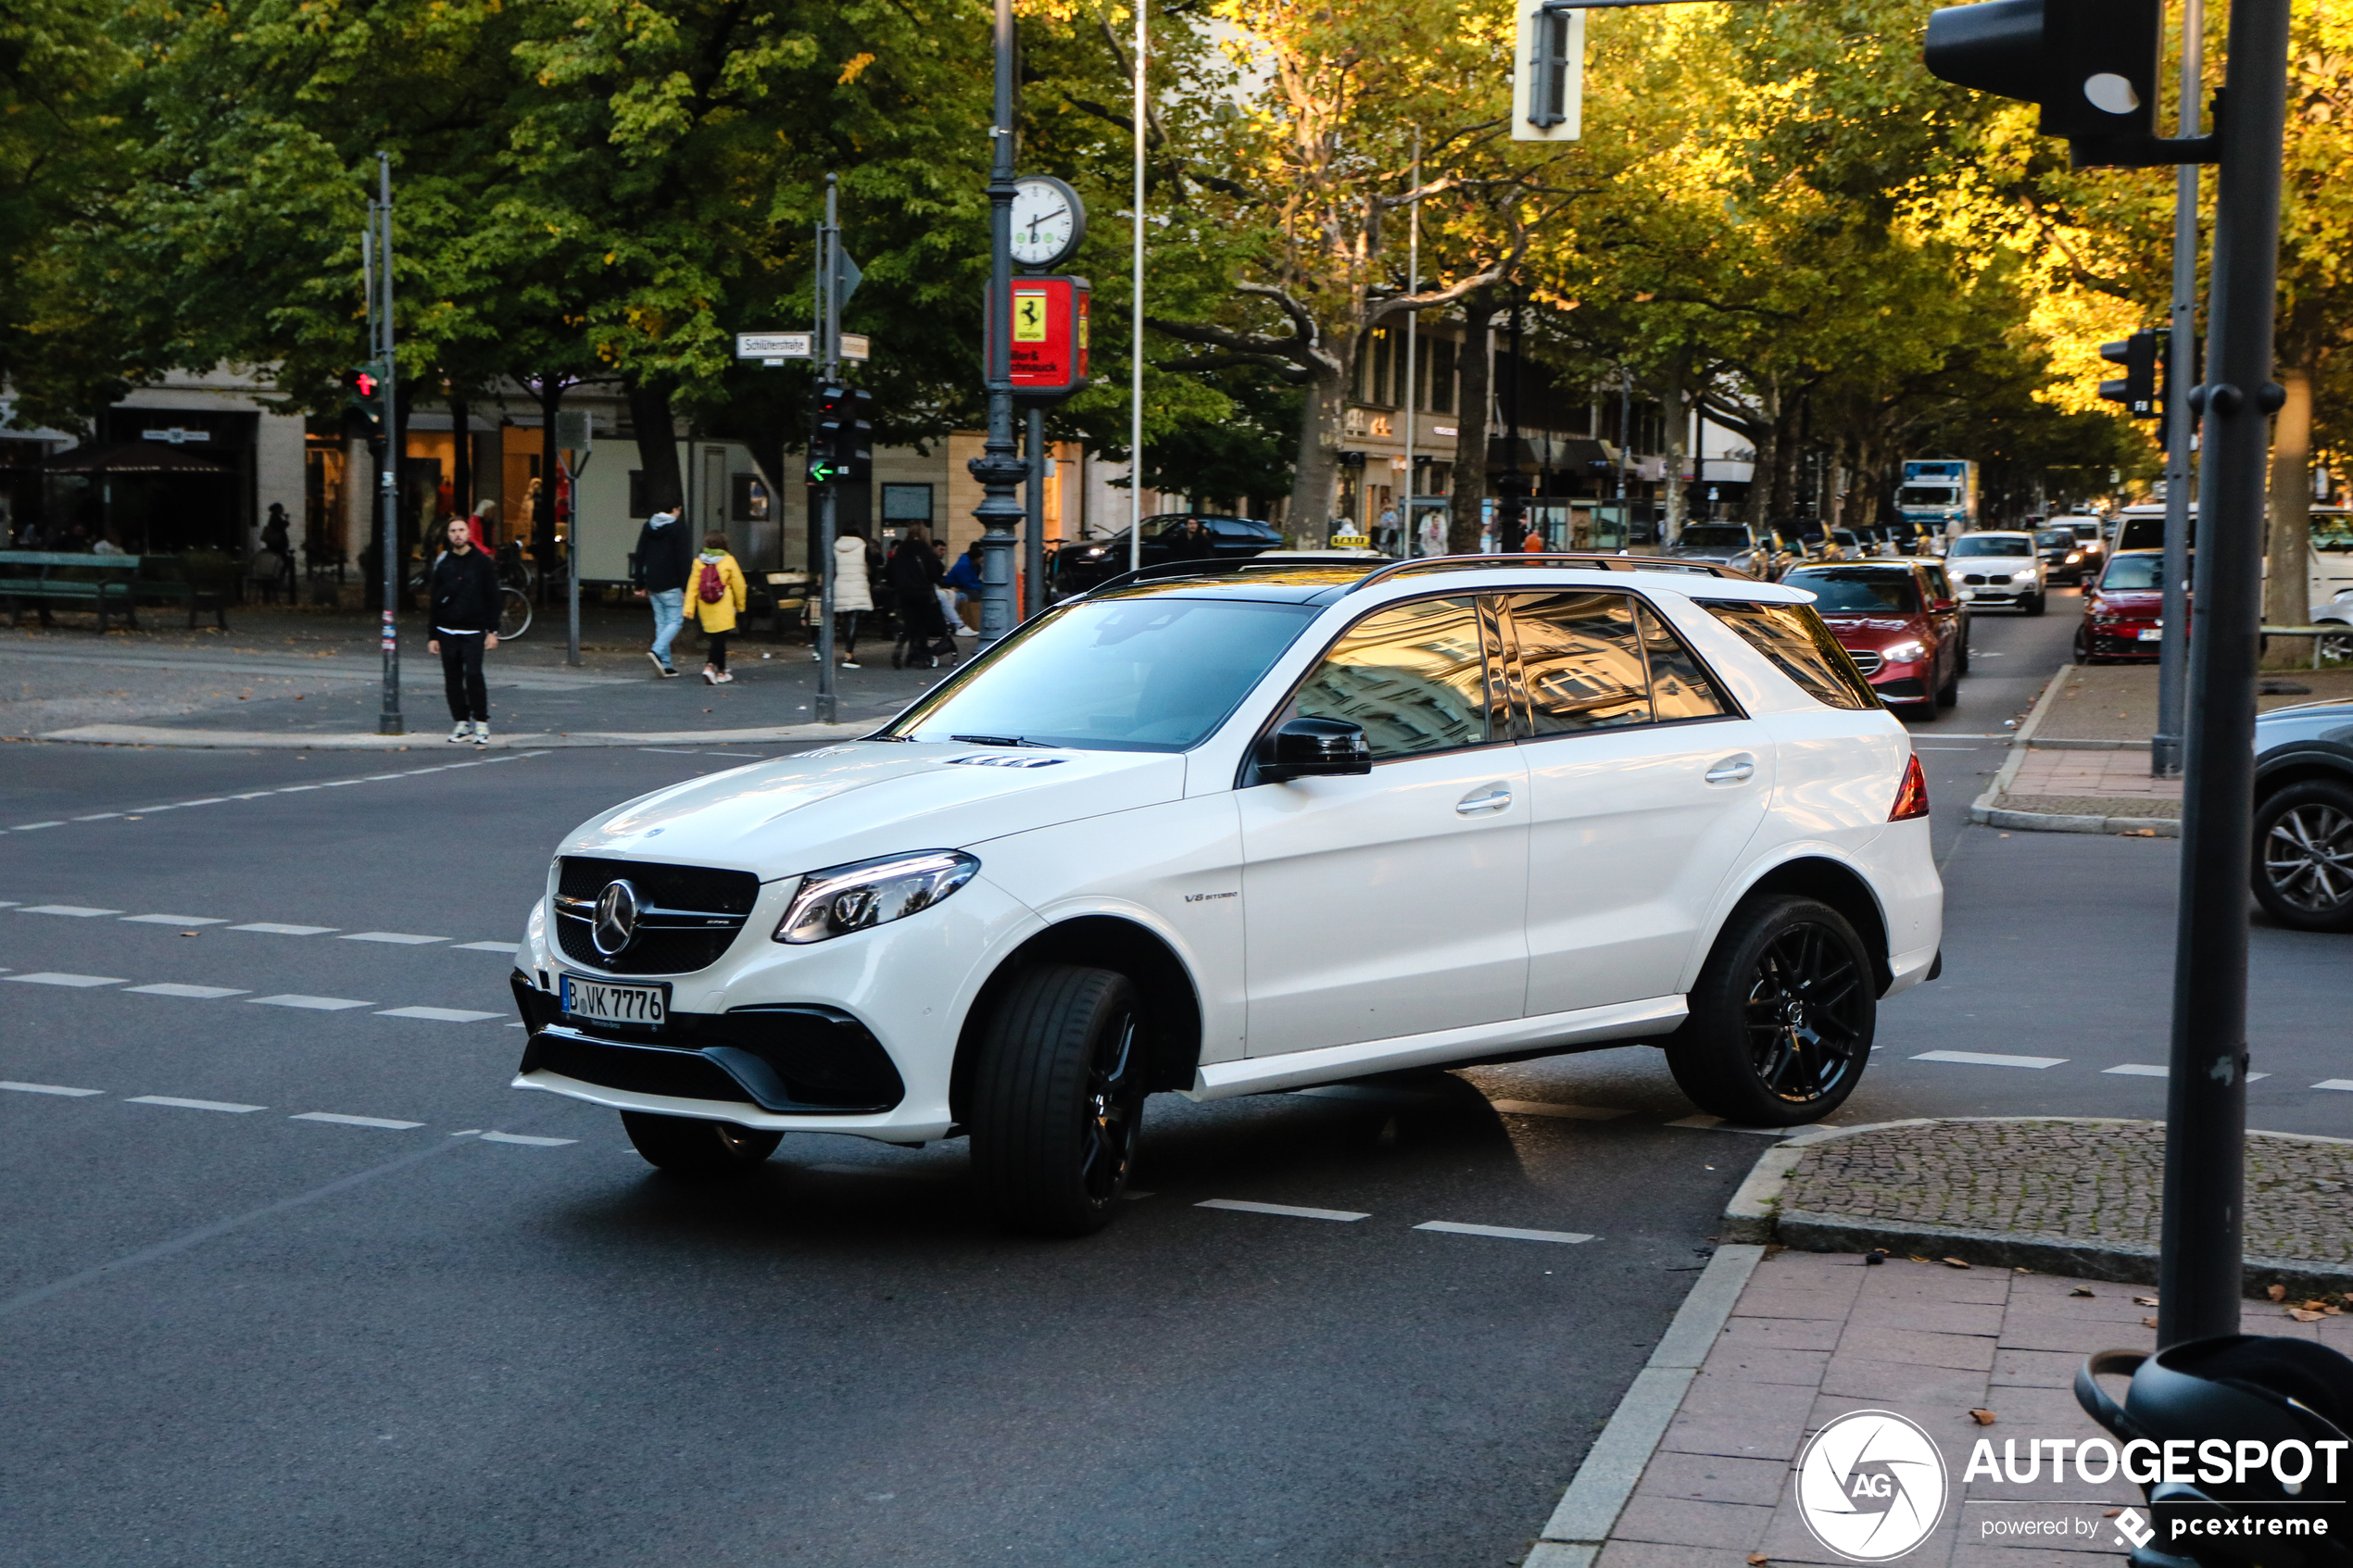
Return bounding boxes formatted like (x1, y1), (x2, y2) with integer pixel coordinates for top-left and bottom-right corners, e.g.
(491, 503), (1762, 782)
(560, 974), (669, 1027)
(2138, 628), (2163, 641)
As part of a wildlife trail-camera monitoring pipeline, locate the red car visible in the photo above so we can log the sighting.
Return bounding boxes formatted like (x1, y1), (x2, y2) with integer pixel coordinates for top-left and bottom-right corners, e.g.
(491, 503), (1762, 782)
(2075, 549), (2189, 664)
(1780, 560), (1965, 716)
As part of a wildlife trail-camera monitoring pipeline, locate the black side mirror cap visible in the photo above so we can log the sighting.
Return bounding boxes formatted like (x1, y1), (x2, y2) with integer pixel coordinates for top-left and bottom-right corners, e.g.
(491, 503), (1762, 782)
(1259, 717), (1372, 784)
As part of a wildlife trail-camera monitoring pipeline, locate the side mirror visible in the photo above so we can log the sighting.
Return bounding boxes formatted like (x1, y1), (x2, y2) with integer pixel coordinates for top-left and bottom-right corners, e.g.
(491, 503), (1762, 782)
(1259, 718), (1371, 784)
(1934, 597), (1957, 613)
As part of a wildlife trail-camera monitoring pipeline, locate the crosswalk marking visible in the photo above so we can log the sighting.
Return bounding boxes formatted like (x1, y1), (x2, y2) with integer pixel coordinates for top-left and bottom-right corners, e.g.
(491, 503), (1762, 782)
(1911, 1049), (2067, 1070)
(1414, 1220), (1595, 1245)
(126, 1096), (266, 1113)
(1197, 1198), (1369, 1223)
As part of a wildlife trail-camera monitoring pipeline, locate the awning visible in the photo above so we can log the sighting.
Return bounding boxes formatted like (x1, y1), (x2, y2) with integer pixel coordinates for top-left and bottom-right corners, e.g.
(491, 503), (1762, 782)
(40, 442), (234, 476)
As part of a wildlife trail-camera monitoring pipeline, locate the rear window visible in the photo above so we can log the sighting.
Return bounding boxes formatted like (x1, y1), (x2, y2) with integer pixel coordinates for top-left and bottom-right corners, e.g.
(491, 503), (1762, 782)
(1949, 535), (2031, 558)
(1680, 525), (1752, 549)
(1700, 600), (1881, 711)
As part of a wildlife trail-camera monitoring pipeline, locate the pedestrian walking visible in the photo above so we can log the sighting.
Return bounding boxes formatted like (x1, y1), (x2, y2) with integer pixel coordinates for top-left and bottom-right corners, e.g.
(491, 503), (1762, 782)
(887, 528), (950, 670)
(425, 515), (501, 745)
(829, 527), (876, 669)
(944, 539), (985, 630)
(632, 508), (693, 677)
(260, 503), (296, 595)
(1378, 505), (1400, 556)
(1520, 523), (1546, 553)
(689, 532), (748, 685)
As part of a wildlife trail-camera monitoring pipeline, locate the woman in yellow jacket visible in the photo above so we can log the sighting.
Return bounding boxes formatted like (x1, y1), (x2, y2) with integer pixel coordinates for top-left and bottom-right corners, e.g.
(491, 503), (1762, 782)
(688, 532), (749, 685)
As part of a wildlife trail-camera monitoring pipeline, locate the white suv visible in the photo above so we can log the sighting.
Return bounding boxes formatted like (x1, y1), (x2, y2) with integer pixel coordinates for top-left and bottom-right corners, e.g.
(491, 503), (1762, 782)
(510, 556), (1944, 1234)
(1945, 531), (2048, 614)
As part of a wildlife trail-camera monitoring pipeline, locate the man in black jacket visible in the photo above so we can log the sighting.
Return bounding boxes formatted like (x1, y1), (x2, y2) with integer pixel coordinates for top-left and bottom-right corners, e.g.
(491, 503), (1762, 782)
(426, 516), (502, 746)
(887, 527), (950, 669)
(632, 508), (694, 676)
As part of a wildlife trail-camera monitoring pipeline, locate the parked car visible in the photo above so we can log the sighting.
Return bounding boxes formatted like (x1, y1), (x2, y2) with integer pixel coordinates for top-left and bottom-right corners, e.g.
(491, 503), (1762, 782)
(510, 554), (1944, 1233)
(1781, 560), (1964, 715)
(2074, 549), (2187, 663)
(1051, 513), (1286, 596)
(1945, 531), (2047, 614)
(1664, 522), (1801, 580)
(2309, 588), (2353, 664)
(2035, 526), (2093, 585)
(2254, 700), (2353, 931)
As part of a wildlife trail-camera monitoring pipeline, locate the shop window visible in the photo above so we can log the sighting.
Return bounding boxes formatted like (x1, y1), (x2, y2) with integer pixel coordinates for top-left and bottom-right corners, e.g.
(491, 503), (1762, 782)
(881, 483), (934, 525)
(732, 474), (771, 523)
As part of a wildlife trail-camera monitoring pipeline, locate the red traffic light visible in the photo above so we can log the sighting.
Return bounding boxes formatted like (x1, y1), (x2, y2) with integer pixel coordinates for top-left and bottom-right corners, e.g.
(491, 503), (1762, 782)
(353, 370), (376, 396)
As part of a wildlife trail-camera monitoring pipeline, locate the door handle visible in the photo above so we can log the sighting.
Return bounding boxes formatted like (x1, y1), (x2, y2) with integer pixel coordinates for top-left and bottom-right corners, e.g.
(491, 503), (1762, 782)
(1704, 755), (1756, 785)
(1455, 784), (1514, 816)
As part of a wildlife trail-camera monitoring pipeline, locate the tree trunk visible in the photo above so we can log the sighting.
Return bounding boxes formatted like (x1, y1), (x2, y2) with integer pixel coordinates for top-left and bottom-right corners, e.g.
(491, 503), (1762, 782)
(1662, 356), (1687, 546)
(1767, 393), (1803, 524)
(1286, 358), (1348, 550)
(450, 391), (472, 526)
(1448, 289), (1499, 554)
(627, 381), (685, 516)
(1740, 380), (1780, 531)
(2264, 358), (2315, 637)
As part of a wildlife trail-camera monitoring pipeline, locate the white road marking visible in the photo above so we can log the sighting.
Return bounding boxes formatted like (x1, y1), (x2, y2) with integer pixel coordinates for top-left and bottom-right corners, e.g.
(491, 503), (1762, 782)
(121, 913), (228, 925)
(71, 813), (121, 822)
(291, 1112), (424, 1130)
(2314, 1080), (2353, 1092)
(478, 1132), (576, 1147)
(705, 752), (763, 759)
(125, 984), (248, 999)
(19, 905), (123, 917)
(173, 797), (228, 807)
(1414, 1220), (1596, 1245)
(127, 1096), (266, 1113)
(639, 747), (699, 754)
(455, 941), (518, 953)
(6, 972), (128, 987)
(2107, 1062), (2270, 1081)
(247, 994), (373, 1010)
(375, 1006), (501, 1022)
(341, 932), (448, 946)
(1911, 1049), (2066, 1070)
(1490, 1099), (1631, 1121)
(0, 900), (16, 907)
(11, 822), (65, 831)
(1196, 1198), (1369, 1223)
(0, 1081), (106, 1097)
(230, 922), (337, 935)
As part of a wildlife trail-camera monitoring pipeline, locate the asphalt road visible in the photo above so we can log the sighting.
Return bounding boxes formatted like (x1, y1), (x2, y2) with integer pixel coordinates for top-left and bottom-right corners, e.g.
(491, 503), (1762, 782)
(3, 584), (2345, 1568)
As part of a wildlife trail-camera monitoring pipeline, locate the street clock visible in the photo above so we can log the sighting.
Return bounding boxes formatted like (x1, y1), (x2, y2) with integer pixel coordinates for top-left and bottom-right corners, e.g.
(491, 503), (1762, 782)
(1009, 175), (1086, 270)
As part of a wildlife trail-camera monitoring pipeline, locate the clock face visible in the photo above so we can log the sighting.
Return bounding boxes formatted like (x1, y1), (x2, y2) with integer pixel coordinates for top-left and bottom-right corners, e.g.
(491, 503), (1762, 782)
(1010, 176), (1083, 268)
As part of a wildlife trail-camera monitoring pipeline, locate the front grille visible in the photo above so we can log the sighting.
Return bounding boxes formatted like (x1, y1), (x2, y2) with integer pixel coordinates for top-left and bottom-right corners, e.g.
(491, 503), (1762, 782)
(1961, 573), (1987, 585)
(1847, 649), (1884, 675)
(554, 856), (761, 975)
(520, 1006), (906, 1113)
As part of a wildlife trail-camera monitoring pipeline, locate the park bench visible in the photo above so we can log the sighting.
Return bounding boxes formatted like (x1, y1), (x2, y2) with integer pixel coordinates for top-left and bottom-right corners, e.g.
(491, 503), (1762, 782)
(0, 552), (230, 632)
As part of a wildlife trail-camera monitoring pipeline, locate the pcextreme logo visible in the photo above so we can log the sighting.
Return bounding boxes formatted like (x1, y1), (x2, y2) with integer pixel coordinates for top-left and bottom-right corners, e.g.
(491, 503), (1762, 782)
(1794, 1410), (1949, 1561)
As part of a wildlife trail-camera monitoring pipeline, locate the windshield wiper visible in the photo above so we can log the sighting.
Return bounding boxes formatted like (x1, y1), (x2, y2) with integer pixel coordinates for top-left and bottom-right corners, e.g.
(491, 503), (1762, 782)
(950, 734), (1051, 748)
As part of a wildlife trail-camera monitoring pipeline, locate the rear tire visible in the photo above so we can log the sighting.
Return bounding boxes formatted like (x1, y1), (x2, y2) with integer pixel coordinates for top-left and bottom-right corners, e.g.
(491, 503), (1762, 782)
(2073, 627), (2095, 665)
(971, 964), (1147, 1236)
(1935, 654), (1959, 708)
(1666, 896), (1876, 1127)
(2251, 780), (2353, 933)
(621, 1110), (781, 1177)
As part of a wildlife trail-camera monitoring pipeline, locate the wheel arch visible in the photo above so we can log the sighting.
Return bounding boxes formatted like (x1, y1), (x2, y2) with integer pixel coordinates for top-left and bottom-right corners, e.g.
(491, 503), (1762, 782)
(949, 914), (1205, 1123)
(1716, 853), (1895, 997)
(2255, 752), (2353, 805)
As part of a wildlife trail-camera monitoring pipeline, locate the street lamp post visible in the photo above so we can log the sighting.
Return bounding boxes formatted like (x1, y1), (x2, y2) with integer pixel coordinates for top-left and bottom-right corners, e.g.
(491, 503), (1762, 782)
(371, 154), (402, 737)
(2152, 0), (2204, 781)
(969, 0), (1026, 649)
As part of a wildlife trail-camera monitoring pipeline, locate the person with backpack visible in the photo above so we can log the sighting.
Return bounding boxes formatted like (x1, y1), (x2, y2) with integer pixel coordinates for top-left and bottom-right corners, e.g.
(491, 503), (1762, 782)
(631, 508), (694, 677)
(688, 532), (748, 684)
(425, 514), (502, 744)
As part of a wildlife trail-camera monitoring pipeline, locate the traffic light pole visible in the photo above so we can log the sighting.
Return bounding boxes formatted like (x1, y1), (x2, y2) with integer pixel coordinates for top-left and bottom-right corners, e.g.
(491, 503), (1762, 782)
(1025, 408), (1046, 617)
(372, 154), (403, 737)
(2158, 0), (2292, 1351)
(2152, 0), (2203, 781)
(815, 174), (839, 724)
(970, 0), (1026, 650)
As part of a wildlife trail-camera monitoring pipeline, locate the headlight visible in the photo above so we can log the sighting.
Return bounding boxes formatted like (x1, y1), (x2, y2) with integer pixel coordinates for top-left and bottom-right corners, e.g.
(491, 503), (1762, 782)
(2067, 551), (2083, 563)
(774, 850), (979, 945)
(1957, 588), (1976, 600)
(1882, 639), (1928, 663)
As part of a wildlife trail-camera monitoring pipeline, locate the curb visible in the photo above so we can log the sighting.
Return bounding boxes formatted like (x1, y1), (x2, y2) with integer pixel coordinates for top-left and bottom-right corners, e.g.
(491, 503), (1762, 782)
(1967, 665), (2180, 835)
(1720, 1116), (2353, 1299)
(29, 721), (878, 750)
(1522, 1243), (1767, 1567)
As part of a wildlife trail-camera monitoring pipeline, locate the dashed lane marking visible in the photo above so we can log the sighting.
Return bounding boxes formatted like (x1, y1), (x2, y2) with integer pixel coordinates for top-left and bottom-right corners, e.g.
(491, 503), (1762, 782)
(1911, 1049), (2067, 1070)
(6, 972), (127, 988)
(0, 751), (552, 837)
(1414, 1220), (1596, 1245)
(477, 1132), (576, 1148)
(228, 922), (336, 935)
(127, 1096), (266, 1113)
(375, 1006), (502, 1023)
(291, 1112), (425, 1130)
(121, 913), (227, 926)
(1490, 1099), (1631, 1121)
(341, 932), (448, 946)
(455, 941), (518, 954)
(1196, 1198), (1370, 1223)
(18, 900), (512, 952)
(125, 983), (247, 999)
(19, 905), (121, 917)
(2315, 1080), (2353, 1093)
(2106, 1062), (2271, 1081)
(0, 1081), (105, 1097)
(248, 994), (373, 1011)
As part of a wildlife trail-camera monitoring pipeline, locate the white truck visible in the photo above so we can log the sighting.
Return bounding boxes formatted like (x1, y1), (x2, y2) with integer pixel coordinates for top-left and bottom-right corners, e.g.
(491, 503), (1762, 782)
(1896, 459), (1979, 543)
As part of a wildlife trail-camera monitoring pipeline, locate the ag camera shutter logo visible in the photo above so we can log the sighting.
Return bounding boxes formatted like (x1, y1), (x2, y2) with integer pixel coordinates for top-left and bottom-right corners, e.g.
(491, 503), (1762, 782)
(1794, 1410), (1949, 1561)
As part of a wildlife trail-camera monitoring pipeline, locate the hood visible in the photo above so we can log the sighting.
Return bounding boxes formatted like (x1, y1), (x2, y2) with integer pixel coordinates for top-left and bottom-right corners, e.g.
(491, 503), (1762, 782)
(1821, 614), (1927, 644)
(2092, 589), (2164, 612)
(1666, 545), (1750, 561)
(560, 741), (1189, 883)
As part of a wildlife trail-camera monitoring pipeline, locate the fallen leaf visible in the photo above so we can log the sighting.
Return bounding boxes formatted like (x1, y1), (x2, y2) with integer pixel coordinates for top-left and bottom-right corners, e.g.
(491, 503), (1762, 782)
(2133, 1296), (2158, 1307)
(2105, 1509), (2122, 1519)
(1748, 1557), (1769, 1567)
(2305, 1300), (2332, 1312)
(1909, 1255), (1931, 1264)
(2071, 1286), (2096, 1298)
(2291, 1309), (2326, 1323)
(1969, 1409), (1997, 1425)
(2145, 1317), (2160, 1328)
(2270, 1285), (2290, 1302)
(1943, 1258), (1972, 1270)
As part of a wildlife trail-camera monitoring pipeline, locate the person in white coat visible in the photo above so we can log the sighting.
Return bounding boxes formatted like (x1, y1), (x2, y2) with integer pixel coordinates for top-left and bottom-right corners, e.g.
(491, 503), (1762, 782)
(827, 528), (877, 669)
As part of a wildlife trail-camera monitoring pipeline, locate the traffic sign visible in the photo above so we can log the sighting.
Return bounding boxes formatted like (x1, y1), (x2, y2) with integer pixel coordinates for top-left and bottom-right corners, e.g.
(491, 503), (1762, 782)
(842, 333), (871, 362)
(736, 332), (812, 361)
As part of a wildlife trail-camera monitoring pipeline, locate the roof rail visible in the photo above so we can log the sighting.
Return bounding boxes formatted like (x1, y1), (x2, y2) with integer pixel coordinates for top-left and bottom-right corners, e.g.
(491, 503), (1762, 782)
(1341, 552), (1755, 595)
(1076, 552), (1388, 597)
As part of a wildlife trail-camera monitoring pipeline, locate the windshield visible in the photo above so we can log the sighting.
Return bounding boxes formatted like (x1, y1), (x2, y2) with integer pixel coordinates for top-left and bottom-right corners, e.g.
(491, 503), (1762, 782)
(1785, 571), (1921, 614)
(1949, 534), (2030, 558)
(2070, 523), (2102, 541)
(1897, 486), (1958, 508)
(886, 596), (1319, 751)
(1679, 525), (1751, 548)
(2036, 530), (2075, 548)
(2100, 555), (2177, 591)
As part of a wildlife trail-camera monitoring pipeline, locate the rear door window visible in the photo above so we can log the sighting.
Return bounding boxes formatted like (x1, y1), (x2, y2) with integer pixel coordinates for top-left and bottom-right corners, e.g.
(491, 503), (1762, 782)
(1504, 592), (1732, 734)
(1699, 600), (1881, 710)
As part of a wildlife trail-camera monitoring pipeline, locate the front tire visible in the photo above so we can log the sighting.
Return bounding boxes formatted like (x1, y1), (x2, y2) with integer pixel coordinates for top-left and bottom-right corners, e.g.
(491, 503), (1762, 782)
(971, 964), (1147, 1236)
(2025, 592), (2047, 617)
(621, 1110), (782, 1177)
(1666, 896), (1876, 1127)
(2252, 780), (2353, 932)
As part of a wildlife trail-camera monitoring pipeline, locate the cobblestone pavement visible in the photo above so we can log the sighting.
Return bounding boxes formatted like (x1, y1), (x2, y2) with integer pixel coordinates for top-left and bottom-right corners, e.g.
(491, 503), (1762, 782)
(2008, 750), (2182, 800)
(1584, 1248), (2353, 1568)
(1781, 1121), (2353, 1265)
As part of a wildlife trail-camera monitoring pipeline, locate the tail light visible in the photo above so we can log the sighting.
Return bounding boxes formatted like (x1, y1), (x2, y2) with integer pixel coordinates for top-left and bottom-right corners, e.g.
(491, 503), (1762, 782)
(1889, 754), (1930, 822)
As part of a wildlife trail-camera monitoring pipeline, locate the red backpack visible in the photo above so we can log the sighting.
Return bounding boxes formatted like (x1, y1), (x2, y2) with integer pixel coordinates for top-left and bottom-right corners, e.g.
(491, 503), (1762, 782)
(697, 558), (725, 604)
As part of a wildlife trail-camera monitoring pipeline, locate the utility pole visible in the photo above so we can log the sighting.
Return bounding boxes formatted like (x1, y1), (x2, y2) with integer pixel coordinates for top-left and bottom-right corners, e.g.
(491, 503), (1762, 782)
(2158, 0), (2293, 1349)
(1025, 408), (1046, 618)
(971, 0), (1026, 649)
(1499, 289), (1527, 546)
(816, 175), (840, 721)
(1128, 0), (1147, 576)
(371, 154), (402, 737)
(1402, 131), (1421, 558)
(2153, 0), (2203, 780)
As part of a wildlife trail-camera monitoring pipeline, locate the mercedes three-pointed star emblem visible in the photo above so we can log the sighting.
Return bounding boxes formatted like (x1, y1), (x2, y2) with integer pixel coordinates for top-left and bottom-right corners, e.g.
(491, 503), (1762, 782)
(592, 879), (642, 957)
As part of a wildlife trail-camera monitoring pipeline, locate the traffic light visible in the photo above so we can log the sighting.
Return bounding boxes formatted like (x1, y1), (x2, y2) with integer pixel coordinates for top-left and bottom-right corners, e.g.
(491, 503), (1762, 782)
(342, 364), (386, 435)
(809, 383), (873, 484)
(1512, 0), (1583, 142)
(2098, 330), (2162, 419)
(1923, 0), (2164, 165)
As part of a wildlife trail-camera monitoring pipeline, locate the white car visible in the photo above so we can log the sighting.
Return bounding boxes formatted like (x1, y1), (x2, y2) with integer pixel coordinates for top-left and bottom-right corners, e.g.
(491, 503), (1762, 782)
(1944, 532), (2048, 614)
(510, 556), (1944, 1234)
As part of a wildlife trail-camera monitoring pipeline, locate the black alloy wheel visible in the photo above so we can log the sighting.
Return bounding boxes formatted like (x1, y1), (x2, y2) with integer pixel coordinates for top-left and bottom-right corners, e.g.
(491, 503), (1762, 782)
(1936, 646), (1959, 708)
(2073, 627), (2095, 666)
(971, 963), (1148, 1236)
(1666, 895), (1876, 1127)
(2252, 780), (2353, 933)
(620, 1110), (784, 1177)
